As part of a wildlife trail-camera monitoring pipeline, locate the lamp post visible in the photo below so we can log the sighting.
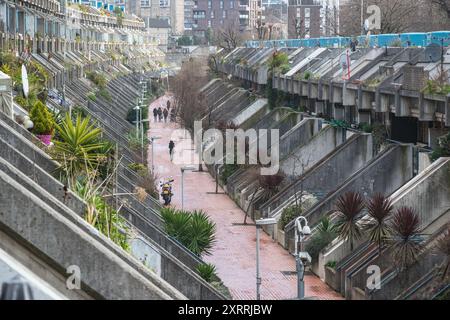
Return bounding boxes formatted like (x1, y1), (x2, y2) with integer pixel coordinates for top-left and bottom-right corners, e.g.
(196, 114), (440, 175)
(150, 136), (161, 172)
(255, 218), (277, 300)
(180, 166), (196, 210)
(134, 104), (140, 138)
(294, 216), (311, 300)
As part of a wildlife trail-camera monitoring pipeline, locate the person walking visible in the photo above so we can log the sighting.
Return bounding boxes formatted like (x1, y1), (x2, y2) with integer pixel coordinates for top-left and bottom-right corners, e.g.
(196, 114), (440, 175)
(153, 108), (158, 122)
(166, 100), (171, 111)
(163, 108), (169, 122)
(169, 140), (175, 161)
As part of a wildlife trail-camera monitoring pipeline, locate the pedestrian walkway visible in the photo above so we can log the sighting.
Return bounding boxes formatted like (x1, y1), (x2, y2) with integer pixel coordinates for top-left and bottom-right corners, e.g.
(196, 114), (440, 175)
(148, 95), (342, 300)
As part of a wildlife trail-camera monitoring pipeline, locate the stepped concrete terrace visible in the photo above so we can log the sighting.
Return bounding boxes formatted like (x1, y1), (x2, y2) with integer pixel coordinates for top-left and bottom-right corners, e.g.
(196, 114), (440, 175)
(258, 132), (373, 243)
(0, 109), (224, 299)
(299, 144), (415, 279)
(324, 158), (450, 299)
(215, 46), (450, 147)
(226, 114), (321, 213)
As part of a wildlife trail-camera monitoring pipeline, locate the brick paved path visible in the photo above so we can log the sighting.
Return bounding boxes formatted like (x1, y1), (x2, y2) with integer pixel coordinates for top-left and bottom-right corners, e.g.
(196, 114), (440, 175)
(148, 95), (342, 300)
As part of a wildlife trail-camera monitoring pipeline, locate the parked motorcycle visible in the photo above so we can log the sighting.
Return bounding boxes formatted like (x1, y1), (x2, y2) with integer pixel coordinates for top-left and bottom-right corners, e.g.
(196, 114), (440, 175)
(160, 178), (174, 206)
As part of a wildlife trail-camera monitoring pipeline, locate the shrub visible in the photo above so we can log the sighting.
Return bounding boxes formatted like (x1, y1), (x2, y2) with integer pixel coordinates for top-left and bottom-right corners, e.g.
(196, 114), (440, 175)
(279, 204), (302, 230)
(128, 162), (147, 172)
(97, 88), (112, 102)
(220, 163), (239, 184)
(87, 92), (96, 102)
(430, 132), (450, 162)
(161, 208), (216, 256)
(306, 217), (336, 260)
(29, 100), (54, 135)
(325, 260), (337, 269)
(196, 263), (217, 283)
(53, 113), (110, 184)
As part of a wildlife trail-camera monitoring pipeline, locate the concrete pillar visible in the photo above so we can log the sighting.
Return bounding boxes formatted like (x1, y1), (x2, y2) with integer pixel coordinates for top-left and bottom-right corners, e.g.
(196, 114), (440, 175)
(332, 84), (342, 103)
(419, 94), (436, 121)
(343, 83), (356, 106)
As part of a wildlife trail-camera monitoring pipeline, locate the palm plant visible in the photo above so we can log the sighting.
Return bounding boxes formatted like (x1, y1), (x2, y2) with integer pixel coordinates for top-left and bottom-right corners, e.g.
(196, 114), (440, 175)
(196, 263), (217, 283)
(258, 173), (285, 204)
(160, 208), (216, 256)
(435, 225), (450, 280)
(53, 113), (110, 186)
(334, 191), (365, 251)
(390, 207), (423, 270)
(189, 210), (217, 256)
(365, 193), (393, 256)
(305, 216), (337, 260)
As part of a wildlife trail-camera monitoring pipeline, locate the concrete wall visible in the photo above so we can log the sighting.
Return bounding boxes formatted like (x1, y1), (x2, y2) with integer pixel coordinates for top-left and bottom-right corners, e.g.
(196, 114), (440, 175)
(280, 125), (346, 177)
(0, 170), (185, 300)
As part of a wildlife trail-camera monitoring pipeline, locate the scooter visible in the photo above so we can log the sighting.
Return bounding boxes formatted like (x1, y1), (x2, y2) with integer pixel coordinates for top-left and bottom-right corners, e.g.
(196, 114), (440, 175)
(160, 178), (174, 206)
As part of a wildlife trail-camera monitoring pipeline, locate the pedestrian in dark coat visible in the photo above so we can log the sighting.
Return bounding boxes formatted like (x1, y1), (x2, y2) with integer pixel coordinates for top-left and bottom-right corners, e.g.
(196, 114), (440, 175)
(163, 108), (169, 122)
(153, 108), (158, 122)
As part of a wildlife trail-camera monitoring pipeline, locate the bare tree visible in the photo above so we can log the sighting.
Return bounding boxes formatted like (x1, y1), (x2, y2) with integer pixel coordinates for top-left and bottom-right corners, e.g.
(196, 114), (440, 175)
(171, 57), (209, 134)
(215, 22), (243, 50)
(340, 0), (450, 36)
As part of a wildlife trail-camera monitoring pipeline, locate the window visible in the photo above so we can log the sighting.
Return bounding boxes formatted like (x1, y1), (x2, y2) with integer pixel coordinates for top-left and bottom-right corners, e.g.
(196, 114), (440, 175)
(208, 20), (212, 27)
(208, 0), (212, 9)
(220, 0), (223, 9)
(230, 0), (234, 9)
(223, 10), (226, 18)
(211, 10), (215, 18)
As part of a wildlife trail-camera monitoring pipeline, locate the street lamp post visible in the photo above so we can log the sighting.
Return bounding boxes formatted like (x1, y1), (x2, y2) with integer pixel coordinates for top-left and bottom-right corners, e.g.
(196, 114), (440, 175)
(294, 216), (311, 300)
(181, 166), (196, 210)
(255, 218), (277, 300)
(150, 136), (161, 172)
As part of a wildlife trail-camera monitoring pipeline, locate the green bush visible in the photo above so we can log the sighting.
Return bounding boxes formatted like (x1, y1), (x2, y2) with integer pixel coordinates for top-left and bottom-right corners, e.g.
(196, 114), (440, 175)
(196, 263), (217, 283)
(128, 162), (147, 172)
(97, 88), (112, 102)
(220, 163), (239, 184)
(87, 92), (96, 102)
(430, 132), (450, 162)
(305, 217), (337, 260)
(279, 204), (302, 230)
(161, 208), (216, 256)
(86, 71), (107, 89)
(325, 260), (337, 269)
(29, 100), (54, 135)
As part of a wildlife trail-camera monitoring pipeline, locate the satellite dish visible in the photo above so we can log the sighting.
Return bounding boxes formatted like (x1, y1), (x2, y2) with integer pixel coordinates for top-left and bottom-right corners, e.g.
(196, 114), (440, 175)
(22, 64), (29, 98)
(425, 43), (441, 62)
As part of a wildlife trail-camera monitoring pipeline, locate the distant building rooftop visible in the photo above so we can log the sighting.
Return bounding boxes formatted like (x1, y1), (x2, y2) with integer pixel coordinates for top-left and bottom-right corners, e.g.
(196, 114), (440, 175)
(147, 18), (171, 29)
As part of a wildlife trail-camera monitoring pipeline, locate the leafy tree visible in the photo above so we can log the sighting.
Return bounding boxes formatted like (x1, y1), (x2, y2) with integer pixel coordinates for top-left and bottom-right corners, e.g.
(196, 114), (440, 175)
(177, 35), (193, 46)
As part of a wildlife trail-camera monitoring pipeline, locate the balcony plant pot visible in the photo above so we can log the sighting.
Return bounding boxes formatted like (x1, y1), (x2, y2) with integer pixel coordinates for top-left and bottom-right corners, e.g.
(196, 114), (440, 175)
(36, 134), (52, 146)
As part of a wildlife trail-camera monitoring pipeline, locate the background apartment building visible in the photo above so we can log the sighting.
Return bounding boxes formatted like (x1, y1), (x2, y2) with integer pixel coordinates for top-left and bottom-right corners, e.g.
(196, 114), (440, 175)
(126, 0), (184, 35)
(191, 0), (260, 38)
(287, 0), (322, 39)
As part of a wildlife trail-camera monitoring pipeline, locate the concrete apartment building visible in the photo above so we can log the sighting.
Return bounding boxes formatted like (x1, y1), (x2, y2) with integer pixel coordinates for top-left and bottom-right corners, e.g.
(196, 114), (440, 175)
(126, 0), (184, 35)
(192, 0), (260, 38)
(287, 0), (322, 39)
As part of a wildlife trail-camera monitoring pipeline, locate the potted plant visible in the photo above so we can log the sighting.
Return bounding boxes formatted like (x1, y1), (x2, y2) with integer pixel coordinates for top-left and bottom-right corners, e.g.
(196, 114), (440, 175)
(29, 100), (54, 145)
